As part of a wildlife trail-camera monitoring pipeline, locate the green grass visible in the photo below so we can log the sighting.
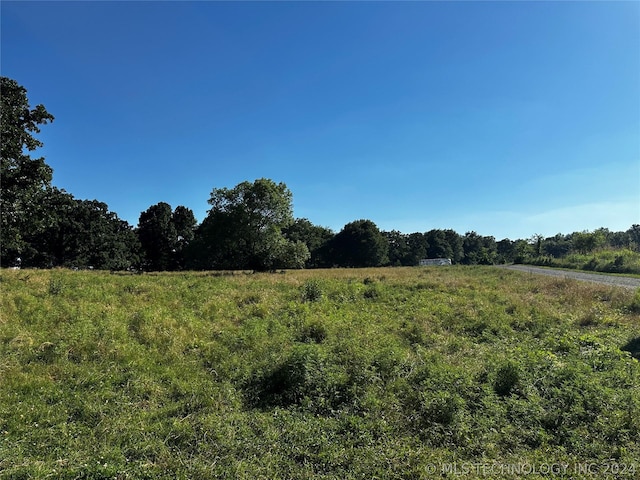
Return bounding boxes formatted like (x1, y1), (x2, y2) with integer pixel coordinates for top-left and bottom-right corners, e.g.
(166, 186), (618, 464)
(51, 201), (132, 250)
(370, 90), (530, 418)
(1, 267), (639, 479)
(527, 248), (640, 275)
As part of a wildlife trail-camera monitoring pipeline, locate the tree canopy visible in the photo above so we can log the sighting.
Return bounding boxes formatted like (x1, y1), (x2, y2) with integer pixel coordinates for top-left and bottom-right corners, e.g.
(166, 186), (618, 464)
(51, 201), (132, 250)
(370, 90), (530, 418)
(188, 179), (309, 271)
(137, 202), (197, 271)
(1, 77), (139, 269)
(330, 219), (389, 268)
(19, 187), (140, 269)
(1, 76), (55, 265)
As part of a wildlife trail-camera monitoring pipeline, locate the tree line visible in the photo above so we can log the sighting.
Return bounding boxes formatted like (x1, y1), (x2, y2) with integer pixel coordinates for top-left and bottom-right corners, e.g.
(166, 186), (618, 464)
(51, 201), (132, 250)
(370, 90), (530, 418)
(2, 76), (638, 271)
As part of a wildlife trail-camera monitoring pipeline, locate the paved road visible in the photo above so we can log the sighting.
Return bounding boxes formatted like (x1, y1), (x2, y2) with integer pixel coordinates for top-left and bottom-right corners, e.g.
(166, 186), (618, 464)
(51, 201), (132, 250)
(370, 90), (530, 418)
(498, 265), (640, 290)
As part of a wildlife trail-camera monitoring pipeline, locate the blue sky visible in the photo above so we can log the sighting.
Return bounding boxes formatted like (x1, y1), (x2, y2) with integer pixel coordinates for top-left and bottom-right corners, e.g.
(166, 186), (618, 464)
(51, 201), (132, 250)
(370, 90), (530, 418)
(2, 1), (638, 240)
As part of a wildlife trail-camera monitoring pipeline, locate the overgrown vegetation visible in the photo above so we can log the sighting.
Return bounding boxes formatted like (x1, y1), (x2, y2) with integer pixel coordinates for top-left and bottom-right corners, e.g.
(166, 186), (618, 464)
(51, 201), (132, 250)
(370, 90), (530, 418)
(526, 248), (640, 275)
(1, 267), (639, 478)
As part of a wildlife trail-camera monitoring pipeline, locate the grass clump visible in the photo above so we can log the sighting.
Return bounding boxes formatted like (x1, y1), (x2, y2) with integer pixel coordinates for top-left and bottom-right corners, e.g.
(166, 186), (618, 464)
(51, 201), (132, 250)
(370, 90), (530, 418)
(300, 279), (323, 302)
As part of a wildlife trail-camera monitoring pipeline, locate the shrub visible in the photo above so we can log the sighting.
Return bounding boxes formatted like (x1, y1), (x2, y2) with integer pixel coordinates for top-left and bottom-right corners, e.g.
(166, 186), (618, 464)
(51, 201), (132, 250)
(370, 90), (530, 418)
(296, 319), (328, 344)
(48, 275), (64, 295)
(301, 280), (322, 302)
(621, 336), (640, 360)
(493, 362), (521, 397)
(246, 345), (351, 413)
(583, 257), (599, 271)
(363, 285), (379, 299)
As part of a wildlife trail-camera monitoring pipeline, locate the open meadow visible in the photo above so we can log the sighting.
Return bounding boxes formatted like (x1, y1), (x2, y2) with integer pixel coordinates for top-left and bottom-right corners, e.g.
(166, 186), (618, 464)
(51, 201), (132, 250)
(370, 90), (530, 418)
(1, 266), (639, 479)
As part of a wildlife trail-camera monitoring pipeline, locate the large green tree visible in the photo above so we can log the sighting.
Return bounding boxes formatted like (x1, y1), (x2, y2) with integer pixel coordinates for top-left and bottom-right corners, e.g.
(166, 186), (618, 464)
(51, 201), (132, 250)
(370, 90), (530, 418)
(189, 179), (309, 271)
(571, 230), (606, 255)
(330, 219), (388, 267)
(462, 231), (497, 265)
(137, 202), (176, 271)
(137, 202), (197, 271)
(23, 187), (140, 270)
(283, 218), (334, 268)
(1, 76), (55, 266)
(424, 229), (451, 260)
(627, 225), (640, 252)
(384, 230), (409, 266)
(172, 205), (198, 270)
(405, 232), (429, 265)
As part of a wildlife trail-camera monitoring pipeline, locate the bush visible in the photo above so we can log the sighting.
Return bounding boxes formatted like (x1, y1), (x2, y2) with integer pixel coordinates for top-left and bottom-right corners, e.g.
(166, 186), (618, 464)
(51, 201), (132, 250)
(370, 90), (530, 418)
(48, 275), (64, 295)
(301, 279), (322, 302)
(246, 345), (351, 413)
(621, 336), (640, 359)
(297, 319), (328, 344)
(493, 362), (521, 397)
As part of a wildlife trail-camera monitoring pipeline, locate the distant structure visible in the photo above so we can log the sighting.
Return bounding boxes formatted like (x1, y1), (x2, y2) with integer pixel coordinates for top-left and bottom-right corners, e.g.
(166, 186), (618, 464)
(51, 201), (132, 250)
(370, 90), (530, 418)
(419, 258), (452, 266)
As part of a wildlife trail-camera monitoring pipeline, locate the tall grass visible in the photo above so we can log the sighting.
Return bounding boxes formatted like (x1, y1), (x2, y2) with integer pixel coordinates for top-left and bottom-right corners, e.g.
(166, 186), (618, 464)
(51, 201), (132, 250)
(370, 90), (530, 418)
(1, 267), (639, 478)
(527, 248), (640, 275)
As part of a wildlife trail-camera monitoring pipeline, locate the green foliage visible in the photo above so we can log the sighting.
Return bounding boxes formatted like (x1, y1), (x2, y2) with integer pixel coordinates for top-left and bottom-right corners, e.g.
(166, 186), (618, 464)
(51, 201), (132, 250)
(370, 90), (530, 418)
(462, 231), (497, 265)
(35, 190), (140, 269)
(48, 274), (65, 295)
(137, 202), (196, 271)
(330, 219), (389, 267)
(1, 76), (55, 265)
(528, 248), (640, 275)
(621, 335), (640, 359)
(301, 279), (323, 302)
(1, 78), (139, 270)
(629, 289), (640, 314)
(283, 218), (334, 268)
(189, 179), (307, 271)
(0, 75), (636, 274)
(573, 230), (606, 255)
(493, 361), (521, 396)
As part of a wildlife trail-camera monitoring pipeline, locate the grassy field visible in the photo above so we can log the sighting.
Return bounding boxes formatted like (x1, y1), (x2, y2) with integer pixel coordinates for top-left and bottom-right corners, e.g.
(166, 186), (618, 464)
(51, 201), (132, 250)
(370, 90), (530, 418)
(1, 267), (639, 479)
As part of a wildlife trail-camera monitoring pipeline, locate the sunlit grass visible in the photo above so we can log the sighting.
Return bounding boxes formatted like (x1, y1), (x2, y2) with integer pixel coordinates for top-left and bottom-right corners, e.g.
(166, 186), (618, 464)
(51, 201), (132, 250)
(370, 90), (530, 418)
(1, 267), (638, 478)
(528, 248), (640, 275)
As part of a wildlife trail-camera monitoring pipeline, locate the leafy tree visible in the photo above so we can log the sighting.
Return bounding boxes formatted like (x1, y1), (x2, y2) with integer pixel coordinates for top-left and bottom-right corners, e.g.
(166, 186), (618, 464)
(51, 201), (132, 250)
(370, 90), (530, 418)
(462, 231), (497, 265)
(330, 219), (388, 267)
(283, 218), (334, 268)
(171, 205), (197, 270)
(572, 230), (606, 255)
(63, 199), (140, 270)
(23, 187), (140, 269)
(137, 203), (196, 271)
(542, 233), (572, 258)
(513, 239), (533, 263)
(530, 233), (545, 256)
(137, 202), (176, 271)
(1, 76), (55, 266)
(383, 231), (429, 266)
(628, 225), (640, 252)
(406, 232), (429, 266)
(425, 229), (451, 259)
(189, 179), (308, 271)
(607, 230), (630, 250)
(384, 230), (410, 266)
(443, 229), (464, 264)
(496, 238), (516, 264)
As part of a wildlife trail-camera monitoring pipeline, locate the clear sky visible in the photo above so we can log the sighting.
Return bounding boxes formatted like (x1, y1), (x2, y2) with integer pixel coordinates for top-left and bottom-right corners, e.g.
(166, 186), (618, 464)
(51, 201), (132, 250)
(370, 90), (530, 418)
(2, 1), (639, 240)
